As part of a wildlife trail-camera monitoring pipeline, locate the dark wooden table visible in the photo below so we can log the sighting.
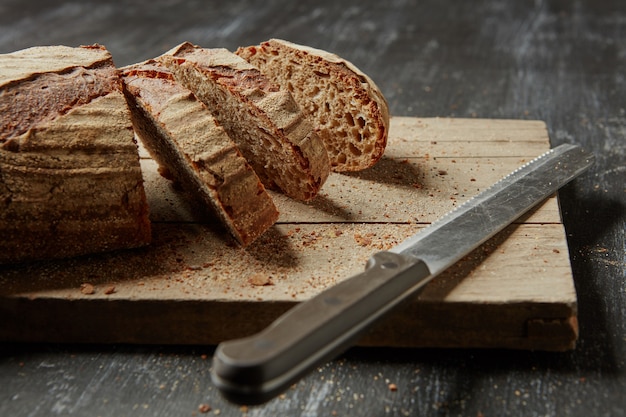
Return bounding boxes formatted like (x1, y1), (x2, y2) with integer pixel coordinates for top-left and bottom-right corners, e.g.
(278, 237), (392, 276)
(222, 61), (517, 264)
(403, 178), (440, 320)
(1, 0), (624, 416)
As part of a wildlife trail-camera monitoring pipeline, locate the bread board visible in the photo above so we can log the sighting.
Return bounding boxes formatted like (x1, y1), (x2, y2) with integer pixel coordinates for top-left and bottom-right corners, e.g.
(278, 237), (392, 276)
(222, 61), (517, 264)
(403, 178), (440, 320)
(0, 117), (578, 351)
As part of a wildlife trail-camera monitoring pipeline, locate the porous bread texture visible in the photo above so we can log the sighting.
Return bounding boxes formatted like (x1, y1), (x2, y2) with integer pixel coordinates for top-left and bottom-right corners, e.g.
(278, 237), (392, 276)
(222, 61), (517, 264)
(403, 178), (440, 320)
(158, 42), (330, 202)
(236, 38), (389, 172)
(121, 61), (278, 246)
(0, 45), (151, 264)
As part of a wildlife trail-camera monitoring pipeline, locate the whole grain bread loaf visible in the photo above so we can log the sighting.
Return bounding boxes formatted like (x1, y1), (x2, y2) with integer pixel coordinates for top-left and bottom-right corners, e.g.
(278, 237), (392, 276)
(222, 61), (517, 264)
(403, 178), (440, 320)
(158, 42), (330, 202)
(121, 60), (278, 246)
(236, 39), (389, 172)
(0, 45), (151, 264)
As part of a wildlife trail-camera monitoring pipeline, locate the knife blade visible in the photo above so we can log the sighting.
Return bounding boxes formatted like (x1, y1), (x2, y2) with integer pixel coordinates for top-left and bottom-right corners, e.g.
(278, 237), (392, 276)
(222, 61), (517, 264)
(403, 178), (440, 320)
(211, 143), (594, 405)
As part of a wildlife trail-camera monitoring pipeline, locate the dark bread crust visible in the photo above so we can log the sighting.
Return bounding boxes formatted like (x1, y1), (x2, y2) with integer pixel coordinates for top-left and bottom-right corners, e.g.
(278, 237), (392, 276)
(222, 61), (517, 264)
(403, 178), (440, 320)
(121, 61), (278, 246)
(0, 45), (151, 264)
(1, 64), (119, 145)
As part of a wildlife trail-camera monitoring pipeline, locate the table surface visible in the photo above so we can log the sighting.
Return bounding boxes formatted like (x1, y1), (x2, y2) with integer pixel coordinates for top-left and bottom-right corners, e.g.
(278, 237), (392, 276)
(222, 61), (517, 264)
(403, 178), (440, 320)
(1, 1), (624, 416)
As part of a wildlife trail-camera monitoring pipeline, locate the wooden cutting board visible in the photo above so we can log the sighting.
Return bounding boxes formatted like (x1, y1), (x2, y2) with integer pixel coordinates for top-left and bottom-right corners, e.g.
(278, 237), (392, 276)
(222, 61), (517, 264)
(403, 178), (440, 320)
(0, 117), (578, 351)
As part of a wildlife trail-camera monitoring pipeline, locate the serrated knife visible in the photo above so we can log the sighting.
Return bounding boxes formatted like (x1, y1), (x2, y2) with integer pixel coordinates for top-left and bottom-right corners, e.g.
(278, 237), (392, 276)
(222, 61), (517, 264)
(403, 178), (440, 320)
(211, 143), (594, 405)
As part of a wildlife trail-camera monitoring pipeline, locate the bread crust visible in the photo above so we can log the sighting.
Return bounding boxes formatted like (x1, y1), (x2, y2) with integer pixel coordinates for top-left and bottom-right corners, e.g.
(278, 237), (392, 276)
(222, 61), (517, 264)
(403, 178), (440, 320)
(159, 42), (330, 202)
(1, 45), (119, 144)
(0, 45), (151, 264)
(236, 39), (389, 172)
(121, 61), (278, 245)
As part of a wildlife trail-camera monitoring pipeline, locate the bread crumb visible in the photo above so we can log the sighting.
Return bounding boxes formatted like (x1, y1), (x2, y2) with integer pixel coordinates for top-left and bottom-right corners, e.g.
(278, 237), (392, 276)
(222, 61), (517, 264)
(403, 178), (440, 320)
(388, 383), (398, 391)
(104, 285), (116, 295)
(80, 283), (95, 295)
(354, 232), (373, 247)
(249, 274), (273, 286)
(198, 403), (211, 413)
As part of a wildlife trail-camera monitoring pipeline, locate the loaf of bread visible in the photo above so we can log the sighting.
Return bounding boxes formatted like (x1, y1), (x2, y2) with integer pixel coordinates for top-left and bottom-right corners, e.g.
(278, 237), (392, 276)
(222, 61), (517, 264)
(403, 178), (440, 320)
(236, 39), (389, 172)
(0, 45), (151, 264)
(158, 42), (330, 202)
(121, 60), (278, 246)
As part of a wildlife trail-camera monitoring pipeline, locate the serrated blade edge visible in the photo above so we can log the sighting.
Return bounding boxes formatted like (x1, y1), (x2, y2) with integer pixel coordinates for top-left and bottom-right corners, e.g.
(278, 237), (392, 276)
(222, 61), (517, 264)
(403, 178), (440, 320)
(390, 143), (594, 275)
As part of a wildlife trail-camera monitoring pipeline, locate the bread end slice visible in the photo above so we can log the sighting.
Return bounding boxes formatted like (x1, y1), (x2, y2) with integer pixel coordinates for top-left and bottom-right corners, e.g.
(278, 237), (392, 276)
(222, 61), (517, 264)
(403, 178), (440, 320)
(236, 38), (389, 172)
(121, 60), (278, 246)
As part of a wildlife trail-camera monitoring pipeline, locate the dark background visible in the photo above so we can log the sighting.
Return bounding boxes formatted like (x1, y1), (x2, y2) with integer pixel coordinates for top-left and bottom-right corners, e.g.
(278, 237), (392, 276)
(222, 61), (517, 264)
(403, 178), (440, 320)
(1, 0), (624, 415)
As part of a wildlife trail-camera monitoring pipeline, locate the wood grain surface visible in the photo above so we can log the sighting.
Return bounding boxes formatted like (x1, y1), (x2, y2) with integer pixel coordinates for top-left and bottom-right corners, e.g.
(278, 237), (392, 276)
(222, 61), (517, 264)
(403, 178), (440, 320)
(0, 117), (577, 351)
(0, 1), (624, 416)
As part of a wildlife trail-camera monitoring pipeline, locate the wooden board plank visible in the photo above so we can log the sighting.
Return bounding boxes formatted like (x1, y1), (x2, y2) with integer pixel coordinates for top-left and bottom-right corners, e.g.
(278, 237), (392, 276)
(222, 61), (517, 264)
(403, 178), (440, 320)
(0, 117), (578, 351)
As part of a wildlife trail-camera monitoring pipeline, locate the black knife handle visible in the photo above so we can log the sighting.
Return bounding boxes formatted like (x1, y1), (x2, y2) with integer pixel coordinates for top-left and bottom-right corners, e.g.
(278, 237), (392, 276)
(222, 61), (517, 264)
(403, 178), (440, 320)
(211, 251), (431, 405)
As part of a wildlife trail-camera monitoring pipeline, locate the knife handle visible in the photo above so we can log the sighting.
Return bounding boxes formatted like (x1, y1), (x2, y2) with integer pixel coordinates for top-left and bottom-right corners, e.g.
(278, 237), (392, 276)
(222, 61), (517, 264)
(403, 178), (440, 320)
(211, 251), (431, 405)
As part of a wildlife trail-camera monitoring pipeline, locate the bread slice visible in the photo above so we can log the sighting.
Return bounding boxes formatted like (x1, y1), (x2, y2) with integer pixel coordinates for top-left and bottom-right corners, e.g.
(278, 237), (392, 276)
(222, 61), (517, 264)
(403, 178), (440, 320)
(0, 45), (151, 264)
(121, 60), (278, 246)
(236, 39), (389, 172)
(157, 42), (330, 202)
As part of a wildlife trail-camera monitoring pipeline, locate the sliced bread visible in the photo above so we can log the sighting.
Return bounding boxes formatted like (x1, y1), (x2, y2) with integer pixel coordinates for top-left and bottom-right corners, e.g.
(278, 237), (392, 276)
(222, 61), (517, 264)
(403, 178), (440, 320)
(121, 60), (278, 246)
(236, 39), (389, 172)
(157, 42), (330, 202)
(0, 45), (151, 264)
